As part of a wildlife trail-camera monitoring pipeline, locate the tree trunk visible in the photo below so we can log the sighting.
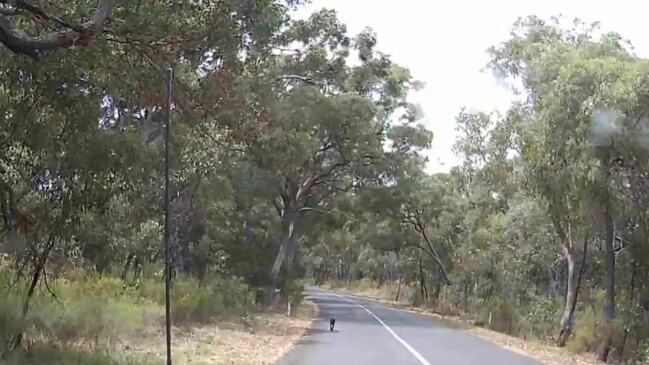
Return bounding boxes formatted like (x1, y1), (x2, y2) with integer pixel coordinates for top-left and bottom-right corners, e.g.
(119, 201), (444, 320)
(557, 244), (578, 346)
(266, 234), (290, 304)
(417, 221), (451, 285)
(131, 256), (142, 284)
(395, 275), (403, 302)
(463, 280), (470, 313)
(598, 210), (616, 362)
(418, 259), (428, 301)
(558, 237), (588, 346)
(433, 266), (443, 301)
(619, 261), (636, 360)
(197, 263), (207, 287)
(265, 214), (298, 305)
(121, 253), (134, 281)
(12, 263), (42, 350)
(433, 282), (442, 301)
(12, 239), (55, 350)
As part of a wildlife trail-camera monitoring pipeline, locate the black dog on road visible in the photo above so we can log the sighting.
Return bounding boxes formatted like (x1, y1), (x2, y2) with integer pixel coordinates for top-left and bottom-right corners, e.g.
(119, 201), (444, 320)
(329, 318), (336, 332)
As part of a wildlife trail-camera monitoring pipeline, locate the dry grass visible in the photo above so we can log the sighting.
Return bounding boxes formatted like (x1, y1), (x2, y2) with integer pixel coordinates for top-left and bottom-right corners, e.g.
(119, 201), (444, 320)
(466, 327), (603, 365)
(326, 286), (604, 365)
(125, 301), (316, 365)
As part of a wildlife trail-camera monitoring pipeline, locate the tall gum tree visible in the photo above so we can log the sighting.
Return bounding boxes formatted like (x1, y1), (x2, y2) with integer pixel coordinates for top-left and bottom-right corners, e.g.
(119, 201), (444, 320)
(236, 11), (431, 302)
(488, 16), (645, 356)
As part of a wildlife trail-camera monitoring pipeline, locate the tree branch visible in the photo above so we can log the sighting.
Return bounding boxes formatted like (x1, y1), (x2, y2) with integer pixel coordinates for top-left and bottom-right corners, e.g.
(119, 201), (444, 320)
(276, 74), (320, 85)
(0, 0), (115, 58)
(314, 161), (347, 183)
(0, 5), (17, 16)
(272, 197), (284, 218)
(42, 268), (61, 304)
(407, 217), (451, 285)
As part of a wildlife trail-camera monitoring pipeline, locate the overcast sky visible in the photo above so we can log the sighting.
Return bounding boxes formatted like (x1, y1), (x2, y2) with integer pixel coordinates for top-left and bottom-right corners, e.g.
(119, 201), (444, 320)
(294, 0), (649, 173)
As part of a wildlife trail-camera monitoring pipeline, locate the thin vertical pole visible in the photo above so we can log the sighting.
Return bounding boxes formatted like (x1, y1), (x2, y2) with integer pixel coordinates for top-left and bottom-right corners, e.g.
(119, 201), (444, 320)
(164, 67), (173, 365)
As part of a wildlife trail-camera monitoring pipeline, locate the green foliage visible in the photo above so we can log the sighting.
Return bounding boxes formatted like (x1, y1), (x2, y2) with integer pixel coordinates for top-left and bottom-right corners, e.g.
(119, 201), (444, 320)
(636, 339), (649, 364)
(1, 0), (649, 362)
(565, 301), (626, 355)
(0, 272), (157, 352)
(281, 280), (305, 306)
(0, 269), (256, 358)
(477, 297), (518, 334)
(566, 308), (600, 353)
(356, 278), (375, 292)
(305, 16), (649, 363)
(167, 277), (256, 323)
(517, 297), (560, 340)
(0, 291), (24, 350)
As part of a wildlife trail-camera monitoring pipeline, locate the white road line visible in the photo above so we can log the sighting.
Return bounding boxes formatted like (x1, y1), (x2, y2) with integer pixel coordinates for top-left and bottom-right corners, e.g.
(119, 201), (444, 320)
(333, 293), (432, 365)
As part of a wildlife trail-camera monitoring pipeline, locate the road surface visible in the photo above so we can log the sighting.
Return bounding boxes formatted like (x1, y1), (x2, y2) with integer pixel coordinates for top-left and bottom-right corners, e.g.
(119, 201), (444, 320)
(277, 288), (543, 365)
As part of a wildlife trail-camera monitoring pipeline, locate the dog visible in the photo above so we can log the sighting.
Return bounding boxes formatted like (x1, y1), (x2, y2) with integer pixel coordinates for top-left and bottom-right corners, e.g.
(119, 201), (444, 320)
(329, 318), (336, 332)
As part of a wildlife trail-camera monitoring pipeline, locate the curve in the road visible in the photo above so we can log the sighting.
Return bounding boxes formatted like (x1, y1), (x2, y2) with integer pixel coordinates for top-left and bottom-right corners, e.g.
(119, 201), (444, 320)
(277, 288), (543, 365)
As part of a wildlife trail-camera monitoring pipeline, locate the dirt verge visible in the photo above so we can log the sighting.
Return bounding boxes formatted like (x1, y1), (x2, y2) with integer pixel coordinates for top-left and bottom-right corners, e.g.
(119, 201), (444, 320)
(125, 301), (317, 365)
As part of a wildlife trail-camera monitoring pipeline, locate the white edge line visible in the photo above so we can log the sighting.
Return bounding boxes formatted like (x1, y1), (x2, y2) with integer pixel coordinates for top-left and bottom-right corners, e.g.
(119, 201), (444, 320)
(333, 293), (432, 365)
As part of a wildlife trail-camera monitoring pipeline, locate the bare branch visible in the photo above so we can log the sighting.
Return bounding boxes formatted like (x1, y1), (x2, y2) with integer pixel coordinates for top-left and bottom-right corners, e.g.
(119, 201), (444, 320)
(312, 179), (356, 193)
(272, 47), (301, 54)
(276, 75), (320, 85)
(297, 207), (329, 213)
(42, 269), (61, 304)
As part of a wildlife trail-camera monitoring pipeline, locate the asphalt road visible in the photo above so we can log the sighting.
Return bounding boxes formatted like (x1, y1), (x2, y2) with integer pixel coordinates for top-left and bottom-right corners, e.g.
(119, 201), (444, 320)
(277, 288), (543, 365)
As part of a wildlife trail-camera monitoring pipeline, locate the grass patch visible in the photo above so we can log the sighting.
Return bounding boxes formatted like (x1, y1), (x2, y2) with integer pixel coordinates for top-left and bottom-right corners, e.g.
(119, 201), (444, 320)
(0, 268), (258, 362)
(3, 346), (156, 365)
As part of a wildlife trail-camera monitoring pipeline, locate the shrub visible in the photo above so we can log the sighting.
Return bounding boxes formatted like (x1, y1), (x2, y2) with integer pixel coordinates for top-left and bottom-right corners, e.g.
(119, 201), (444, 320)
(567, 307), (599, 353)
(0, 268), (256, 354)
(0, 270), (155, 351)
(517, 297), (559, 339)
(635, 339), (649, 364)
(357, 278), (375, 292)
(161, 276), (256, 324)
(281, 280), (304, 306)
(26, 289), (151, 348)
(398, 285), (416, 305)
(566, 300), (625, 355)
(478, 296), (518, 334)
(324, 279), (344, 289)
(0, 289), (25, 353)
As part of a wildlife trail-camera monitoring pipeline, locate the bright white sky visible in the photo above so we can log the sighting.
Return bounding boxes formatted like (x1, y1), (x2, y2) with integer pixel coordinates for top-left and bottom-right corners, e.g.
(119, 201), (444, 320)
(295, 0), (649, 173)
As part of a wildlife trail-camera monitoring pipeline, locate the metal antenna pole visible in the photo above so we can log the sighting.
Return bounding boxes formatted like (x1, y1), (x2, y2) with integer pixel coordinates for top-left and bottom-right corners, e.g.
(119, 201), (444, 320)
(164, 67), (174, 365)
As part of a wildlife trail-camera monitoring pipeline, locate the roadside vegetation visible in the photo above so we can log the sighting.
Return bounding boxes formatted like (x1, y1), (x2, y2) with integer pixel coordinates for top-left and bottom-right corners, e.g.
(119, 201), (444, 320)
(0, 1), (423, 363)
(303, 18), (649, 364)
(0, 1), (647, 364)
(0, 263), (312, 364)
